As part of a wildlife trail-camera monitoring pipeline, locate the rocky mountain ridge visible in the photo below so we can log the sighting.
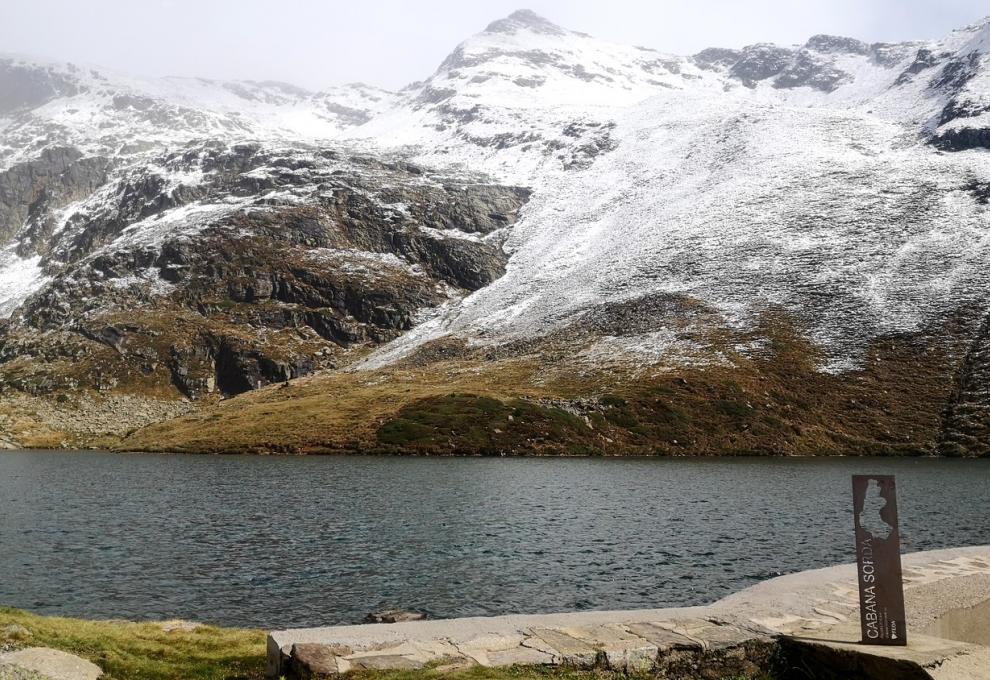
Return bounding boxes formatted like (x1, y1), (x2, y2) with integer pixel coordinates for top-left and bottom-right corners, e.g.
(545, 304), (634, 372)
(2, 10), (990, 455)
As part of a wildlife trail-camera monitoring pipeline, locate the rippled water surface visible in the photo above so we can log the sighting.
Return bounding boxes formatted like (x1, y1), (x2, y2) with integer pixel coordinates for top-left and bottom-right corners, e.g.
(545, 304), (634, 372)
(0, 452), (987, 628)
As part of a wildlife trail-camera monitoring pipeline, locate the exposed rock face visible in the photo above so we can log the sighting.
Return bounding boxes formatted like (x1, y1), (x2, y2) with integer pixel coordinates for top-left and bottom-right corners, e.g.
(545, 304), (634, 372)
(932, 125), (990, 150)
(721, 39), (874, 91)
(773, 50), (851, 92)
(804, 34), (871, 55)
(693, 47), (744, 70)
(0, 147), (108, 246)
(0, 141), (530, 399)
(729, 44), (795, 86)
(896, 47), (943, 84)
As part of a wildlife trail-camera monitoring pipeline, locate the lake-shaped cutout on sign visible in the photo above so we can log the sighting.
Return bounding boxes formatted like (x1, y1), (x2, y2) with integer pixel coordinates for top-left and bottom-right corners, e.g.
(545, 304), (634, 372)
(852, 474), (907, 645)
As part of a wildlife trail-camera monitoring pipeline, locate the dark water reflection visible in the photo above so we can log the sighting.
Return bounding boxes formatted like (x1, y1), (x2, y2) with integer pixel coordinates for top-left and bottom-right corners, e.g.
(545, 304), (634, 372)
(0, 451), (987, 628)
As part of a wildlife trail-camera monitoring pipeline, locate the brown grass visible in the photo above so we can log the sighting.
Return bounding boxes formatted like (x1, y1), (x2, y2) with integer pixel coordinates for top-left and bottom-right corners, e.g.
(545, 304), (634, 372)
(116, 314), (966, 456)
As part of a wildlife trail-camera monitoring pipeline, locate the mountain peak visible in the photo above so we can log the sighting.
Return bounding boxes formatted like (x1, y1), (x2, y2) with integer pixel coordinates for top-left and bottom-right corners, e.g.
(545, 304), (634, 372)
(484, 9), (567, 36)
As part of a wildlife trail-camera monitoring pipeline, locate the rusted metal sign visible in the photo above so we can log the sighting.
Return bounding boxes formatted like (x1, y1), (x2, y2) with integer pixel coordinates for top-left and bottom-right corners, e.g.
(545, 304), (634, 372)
(852, 475), (907, 645)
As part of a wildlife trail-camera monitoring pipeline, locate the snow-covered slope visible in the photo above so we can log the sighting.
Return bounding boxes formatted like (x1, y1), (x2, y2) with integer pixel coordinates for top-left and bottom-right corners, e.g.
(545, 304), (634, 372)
(355, 9), (721, 178)
(0, 54), (401, 315)
(0, 53), (396, 169)
(4, 10), (990, 454)
(347, 11), (990, 373)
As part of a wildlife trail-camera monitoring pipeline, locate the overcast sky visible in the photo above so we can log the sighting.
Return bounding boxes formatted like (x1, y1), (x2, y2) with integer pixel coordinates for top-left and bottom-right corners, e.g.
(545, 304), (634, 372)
(2, 0), (987, 91)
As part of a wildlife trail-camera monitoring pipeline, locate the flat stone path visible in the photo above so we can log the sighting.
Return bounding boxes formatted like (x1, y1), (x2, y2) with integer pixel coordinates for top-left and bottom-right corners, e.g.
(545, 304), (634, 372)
(268, 546), (990, 679)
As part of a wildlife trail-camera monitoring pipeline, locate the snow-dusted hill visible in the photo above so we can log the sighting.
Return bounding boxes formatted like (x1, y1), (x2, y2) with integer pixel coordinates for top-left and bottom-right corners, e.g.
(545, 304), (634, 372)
(3, 9), (990, 455)
(0, 53), (394, 165)
(348, 11), (990, 376)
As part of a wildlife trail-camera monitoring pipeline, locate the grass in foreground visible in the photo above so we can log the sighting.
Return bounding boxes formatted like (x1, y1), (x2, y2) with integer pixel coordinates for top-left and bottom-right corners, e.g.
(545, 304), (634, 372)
(0, 608), (774, 680)
(0, 607), (265, 680)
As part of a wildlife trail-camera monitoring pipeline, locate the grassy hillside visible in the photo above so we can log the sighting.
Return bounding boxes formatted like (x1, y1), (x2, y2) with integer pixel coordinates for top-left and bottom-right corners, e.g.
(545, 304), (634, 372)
(114, 315), (965, 456)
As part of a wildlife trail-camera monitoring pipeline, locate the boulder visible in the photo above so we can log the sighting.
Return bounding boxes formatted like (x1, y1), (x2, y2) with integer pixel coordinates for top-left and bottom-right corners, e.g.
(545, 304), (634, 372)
(289, 643), (352, 679)
(363, 610), (427, 624)
(0, 648), (102, 680)
(159, 620), (201, 633)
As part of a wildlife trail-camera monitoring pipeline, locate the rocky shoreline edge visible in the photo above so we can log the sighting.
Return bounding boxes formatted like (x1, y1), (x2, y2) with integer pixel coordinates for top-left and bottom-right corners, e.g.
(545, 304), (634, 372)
(270, 546), (990, 680)
(3, 546), (988, 679)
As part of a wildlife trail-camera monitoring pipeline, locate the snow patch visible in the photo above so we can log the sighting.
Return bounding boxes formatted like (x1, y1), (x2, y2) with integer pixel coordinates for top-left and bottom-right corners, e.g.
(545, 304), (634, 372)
(0, 251), (48, 318)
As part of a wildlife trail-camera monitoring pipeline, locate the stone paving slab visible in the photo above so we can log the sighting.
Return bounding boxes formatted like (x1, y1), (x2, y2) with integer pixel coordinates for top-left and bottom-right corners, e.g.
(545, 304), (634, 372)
(779, 625), (987, 680)
(560, 624), (660, 671)
(269, 545), (990, 679)
(624, 622), (702, 651)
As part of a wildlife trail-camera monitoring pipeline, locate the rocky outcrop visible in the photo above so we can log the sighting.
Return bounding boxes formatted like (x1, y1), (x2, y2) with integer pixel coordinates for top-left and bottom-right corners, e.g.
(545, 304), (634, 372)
(930, 52), (983, 94)
(0, 147), (108, 249)
(895, 47), (943, 85)
(931, 125), (990, 151)
(924, 51), (990, 150)
(693, 47), (743, 70)
(363, 610), (426, 624)
(0, 142), (531, 400)
(729, 44), (795, 86)
(773, 50), (851, 92)
(724, 41), (858, 92)
(804, 34), (871, 56)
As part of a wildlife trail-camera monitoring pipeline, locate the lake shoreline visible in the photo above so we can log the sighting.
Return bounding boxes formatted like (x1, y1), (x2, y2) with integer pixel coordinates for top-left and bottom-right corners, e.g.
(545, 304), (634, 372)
(5, 547), (988, 680)
(2, 445), (971, 458)
(269, 545), (990, 679)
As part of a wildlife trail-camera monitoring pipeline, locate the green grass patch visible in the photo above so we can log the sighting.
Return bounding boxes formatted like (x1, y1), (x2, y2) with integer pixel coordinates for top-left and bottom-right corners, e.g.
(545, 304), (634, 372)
(376, 394), (599, 454)
(0, 607), (266, 680)
(714, 400), (753, 420)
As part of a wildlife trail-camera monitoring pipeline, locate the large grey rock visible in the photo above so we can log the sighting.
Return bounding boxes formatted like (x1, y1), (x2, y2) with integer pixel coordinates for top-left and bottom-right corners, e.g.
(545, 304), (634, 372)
(0, 648), (101, 680)
(363, 610), (426, 624)
(289, 643), (351, 679)
(0, 664), (47, 680)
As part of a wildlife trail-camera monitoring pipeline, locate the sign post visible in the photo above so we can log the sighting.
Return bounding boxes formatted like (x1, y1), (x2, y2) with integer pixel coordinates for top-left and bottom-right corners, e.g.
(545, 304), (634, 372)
(852, 475), (907, 646)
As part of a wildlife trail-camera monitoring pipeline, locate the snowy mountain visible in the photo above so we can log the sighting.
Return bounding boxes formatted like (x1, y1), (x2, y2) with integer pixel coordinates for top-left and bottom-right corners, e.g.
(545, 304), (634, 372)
(3, 10), (990, 456)
(358, 12), (990, 371)
(0, 53), (394, 164)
